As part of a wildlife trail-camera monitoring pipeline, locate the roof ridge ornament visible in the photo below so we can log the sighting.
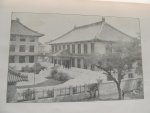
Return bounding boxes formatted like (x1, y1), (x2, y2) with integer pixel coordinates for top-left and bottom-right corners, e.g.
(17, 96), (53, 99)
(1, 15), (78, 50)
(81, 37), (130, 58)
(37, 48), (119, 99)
(102, 16), (105, 22)
(16, 18), (20, 22)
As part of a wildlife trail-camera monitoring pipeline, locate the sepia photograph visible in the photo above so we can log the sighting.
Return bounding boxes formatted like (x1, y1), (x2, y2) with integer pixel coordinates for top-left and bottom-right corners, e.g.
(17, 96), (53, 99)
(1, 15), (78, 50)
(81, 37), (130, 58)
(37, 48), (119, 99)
(7, 12), (144, 103)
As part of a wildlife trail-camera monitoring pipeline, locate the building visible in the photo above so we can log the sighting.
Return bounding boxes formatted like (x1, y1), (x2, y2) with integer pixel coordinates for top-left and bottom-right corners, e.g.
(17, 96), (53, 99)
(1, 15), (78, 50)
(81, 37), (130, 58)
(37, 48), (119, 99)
(9, 18), (44, 63)
(7, 66), (28, 102)
(48, 17), (134, 69)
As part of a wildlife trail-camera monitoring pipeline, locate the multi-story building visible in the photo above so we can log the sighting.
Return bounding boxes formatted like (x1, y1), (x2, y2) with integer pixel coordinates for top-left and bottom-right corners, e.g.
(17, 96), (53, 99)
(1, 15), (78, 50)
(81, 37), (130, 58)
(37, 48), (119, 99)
(9, 18), (44, 63)
(48, 17), (134, 69)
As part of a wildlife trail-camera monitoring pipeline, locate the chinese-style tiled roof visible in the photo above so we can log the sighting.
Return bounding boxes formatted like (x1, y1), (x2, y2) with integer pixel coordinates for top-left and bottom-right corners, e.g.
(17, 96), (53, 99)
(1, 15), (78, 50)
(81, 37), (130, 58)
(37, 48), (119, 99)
(48, 19), (134, 44)
(11, 19), (44, 37)
(8, 67), (28, 83)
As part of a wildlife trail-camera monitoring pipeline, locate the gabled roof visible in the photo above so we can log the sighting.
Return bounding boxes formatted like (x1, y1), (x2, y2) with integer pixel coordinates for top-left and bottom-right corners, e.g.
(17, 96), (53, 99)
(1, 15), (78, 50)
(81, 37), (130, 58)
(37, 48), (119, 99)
(11, 19), (44, 37)
(8, 67), (28, 83)
(48, 20), (134, 44)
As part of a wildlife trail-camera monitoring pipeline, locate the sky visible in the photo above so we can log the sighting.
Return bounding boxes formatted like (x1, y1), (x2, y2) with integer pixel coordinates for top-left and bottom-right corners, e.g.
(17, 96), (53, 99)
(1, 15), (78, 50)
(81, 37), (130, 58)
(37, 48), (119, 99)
(12, 12), (140, 45)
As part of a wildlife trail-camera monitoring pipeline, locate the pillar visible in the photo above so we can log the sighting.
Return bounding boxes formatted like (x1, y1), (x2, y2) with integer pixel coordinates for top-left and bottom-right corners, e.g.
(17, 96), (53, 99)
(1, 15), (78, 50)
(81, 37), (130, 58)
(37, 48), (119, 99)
(34, 56), (38, 63)
(25, 56), (29, 63)
(15, 56), (19, 63)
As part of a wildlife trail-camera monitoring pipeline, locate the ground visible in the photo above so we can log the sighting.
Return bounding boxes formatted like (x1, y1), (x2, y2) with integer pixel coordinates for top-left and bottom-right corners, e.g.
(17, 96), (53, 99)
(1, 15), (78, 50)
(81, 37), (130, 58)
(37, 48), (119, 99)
(17, 79), (63, 89)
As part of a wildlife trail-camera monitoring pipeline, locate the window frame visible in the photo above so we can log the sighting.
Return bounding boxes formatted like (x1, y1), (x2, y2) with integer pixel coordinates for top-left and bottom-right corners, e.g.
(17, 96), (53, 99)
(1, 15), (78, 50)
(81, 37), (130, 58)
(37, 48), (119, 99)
(9, 45), (15, 52)
(20, 38), (26, 42)
(29, 45), (34, 52)
(84, 43), (88, 54)
(19, 45), (26, 52)
(78, 44), (81, 54)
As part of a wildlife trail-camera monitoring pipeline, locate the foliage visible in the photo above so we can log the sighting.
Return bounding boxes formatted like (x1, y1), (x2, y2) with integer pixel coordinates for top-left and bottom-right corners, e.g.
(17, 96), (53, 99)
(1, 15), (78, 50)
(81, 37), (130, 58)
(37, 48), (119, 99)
(49, 68), (72, 82)
(85, 39), (142, 99)
(21, 63), (46, 74)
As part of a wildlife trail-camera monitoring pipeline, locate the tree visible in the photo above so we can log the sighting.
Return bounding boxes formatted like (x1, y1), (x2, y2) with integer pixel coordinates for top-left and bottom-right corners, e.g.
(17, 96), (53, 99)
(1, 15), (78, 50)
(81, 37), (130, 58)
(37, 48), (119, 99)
(85, 40), (142, 100)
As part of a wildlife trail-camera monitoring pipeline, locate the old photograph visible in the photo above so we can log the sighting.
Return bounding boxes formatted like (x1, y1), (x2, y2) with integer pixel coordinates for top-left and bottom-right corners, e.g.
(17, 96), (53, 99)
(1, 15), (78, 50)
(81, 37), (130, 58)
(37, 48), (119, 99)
(7, 12), (143, 103)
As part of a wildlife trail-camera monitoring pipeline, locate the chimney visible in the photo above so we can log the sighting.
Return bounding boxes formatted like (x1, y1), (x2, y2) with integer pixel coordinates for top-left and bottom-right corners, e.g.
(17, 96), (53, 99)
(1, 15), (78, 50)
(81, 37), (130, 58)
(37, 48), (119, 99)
(102, 17), (105, 22)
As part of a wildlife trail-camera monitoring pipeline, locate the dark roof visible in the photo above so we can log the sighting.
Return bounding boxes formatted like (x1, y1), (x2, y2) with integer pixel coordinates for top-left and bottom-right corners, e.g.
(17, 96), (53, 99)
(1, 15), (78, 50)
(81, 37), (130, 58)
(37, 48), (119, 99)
(8, 67), (28, 83)
(11, 19), (44, 37)
(48, 20), (134, 44)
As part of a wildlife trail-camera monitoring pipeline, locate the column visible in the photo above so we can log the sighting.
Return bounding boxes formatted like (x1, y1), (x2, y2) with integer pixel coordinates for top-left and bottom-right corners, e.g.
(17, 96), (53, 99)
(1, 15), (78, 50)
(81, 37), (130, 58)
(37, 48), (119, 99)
(80, 58), (84, 69)
(34, 56), (38, 63)
(15, 56), (19, 63)
(74, 58), (78, 68)
(25, 56), (29, 63)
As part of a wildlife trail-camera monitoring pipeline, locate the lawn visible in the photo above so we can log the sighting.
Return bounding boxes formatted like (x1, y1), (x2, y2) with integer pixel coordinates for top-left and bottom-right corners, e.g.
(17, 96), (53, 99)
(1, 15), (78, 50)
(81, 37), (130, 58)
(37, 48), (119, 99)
(17, 79), (63, 89)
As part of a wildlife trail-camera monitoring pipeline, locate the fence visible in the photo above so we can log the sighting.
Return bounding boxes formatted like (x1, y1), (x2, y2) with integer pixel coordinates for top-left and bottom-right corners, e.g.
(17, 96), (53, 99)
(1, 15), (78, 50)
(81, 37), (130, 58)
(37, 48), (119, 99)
(17, 83), (96, 102)
(17, 77), (143, 102)
(17, 89), (54, 102)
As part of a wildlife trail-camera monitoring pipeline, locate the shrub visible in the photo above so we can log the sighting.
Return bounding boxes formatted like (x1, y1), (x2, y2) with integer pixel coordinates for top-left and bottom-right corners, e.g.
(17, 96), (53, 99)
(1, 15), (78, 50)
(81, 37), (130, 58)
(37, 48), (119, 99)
(20, 63), (46, 74)
(49, 69), (71, 82)
(51, 69), (58, 77)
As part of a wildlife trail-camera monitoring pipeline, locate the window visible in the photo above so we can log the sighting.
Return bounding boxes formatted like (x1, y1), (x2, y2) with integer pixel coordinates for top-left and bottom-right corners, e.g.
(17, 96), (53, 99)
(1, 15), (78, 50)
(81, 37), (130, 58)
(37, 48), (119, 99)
(84, 44), (87, 54)
(55, 45), (57, 52)
(84, 60), (87, 69)
(20, 38), (26, 42)
(71, 58), (75, 67)
(78, 44), (81, 54)
(77, 59), (81, 68)
(52, 45), (54, 53)
(29, 46), (34, 52)
(128, 73), (133, 78)
(9, 45), (15, 52)
(9, 56), (15, 63)
(72, 44), (75, 53)
(54, 59), (57, 64)
(19, 56), (25, 63)
(10, 37), (16, 41)
(63, 45), (65, 49)
(30, 38), (35, 42)
(59, 45), (61, 50)
(29, 56), (34, 63)
(91, 43), (94, 53)
(58, 60), (61, 65)
(67, 45), (70, 52)
(106, 44), (112, 54)
(19, 45), (25, 52)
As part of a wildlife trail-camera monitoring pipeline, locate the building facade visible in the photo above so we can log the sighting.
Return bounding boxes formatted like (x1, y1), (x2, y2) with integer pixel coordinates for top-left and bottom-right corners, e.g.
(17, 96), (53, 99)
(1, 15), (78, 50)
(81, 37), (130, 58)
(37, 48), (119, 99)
(48, 17), (133, 69)
(9, 19), (44, 63)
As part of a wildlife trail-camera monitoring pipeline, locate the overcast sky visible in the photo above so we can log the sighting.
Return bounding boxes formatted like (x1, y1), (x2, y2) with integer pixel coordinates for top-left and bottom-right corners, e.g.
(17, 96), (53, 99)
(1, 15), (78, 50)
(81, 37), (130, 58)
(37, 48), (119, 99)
(12, 12), (140, 45)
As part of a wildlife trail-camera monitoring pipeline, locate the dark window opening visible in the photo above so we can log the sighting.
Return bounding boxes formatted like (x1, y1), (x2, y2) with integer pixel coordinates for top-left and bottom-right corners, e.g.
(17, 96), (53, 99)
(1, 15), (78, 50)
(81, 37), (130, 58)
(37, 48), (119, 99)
(72, 44), (75, 53)
(10, 37), (16, 41)
(29, 56), (34, 63)
(9, 45), (15, 52)
(19, 45), (25, 52)
(29, 46), (34, 52)
(9, 56), (15, 63)
(30, 38), (35, 42)
(91, 43), (94, 53)
(71, 58), (75, 67)
(20, 38), (26, 42)
(78, 44), (81, 54)
(84, 44), (88, 54)
(77, 59), (81, 68)
(19, 56), (25, 63)
(67, 45), (70, 52)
